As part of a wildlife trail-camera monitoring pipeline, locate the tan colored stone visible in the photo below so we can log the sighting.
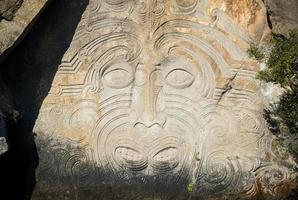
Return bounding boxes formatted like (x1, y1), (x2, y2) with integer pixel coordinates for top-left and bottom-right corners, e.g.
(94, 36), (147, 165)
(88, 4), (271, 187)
(206, 0), (270, 42)
(0, 0), (23, 20)
(32, 0), (297, 199)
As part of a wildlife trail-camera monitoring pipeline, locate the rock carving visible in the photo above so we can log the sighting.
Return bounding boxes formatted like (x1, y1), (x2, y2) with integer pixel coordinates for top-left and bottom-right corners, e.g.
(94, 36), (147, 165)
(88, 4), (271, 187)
(33, 0), (297, 199)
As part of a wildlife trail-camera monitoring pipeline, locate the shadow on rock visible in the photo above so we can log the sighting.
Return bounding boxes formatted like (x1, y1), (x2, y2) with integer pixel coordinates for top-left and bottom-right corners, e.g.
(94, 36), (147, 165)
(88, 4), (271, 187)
(0, 0), (89, 199)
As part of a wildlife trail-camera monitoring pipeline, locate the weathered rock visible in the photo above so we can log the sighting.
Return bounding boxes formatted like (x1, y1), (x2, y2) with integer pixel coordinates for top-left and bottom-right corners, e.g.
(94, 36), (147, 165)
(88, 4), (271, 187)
(0, 0), (48, 62)
(0, 116), (8, 155)
(0, 137), (8, 154)
(23, 0), (295, 199)
(264, 0), (298, 35)
(0, 79), (13, 156)
(208, 0), (270, 42)
(0, 0), (23, 21)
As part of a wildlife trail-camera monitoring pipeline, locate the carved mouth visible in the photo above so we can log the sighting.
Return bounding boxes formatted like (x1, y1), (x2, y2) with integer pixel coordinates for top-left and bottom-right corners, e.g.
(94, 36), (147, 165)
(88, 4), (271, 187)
(115, 146), (143, 162)
(151, 146), (180, 172)
(110, 137), (148, 171)
(110, 136), (184, 172)
(153, 147), (179, 162)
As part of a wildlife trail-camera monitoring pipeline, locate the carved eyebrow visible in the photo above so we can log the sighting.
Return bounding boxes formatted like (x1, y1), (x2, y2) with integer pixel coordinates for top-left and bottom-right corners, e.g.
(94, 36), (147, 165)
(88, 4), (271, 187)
(153, 19), (248, 61)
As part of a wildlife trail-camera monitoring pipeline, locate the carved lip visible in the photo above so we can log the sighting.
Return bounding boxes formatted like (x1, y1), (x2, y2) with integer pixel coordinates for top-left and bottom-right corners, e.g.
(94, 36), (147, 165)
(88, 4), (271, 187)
(115, 146), (144, 162)
(114, 146), (148, 171)
(152, 147), (179, 162)
(150, 146), (180, 172)
(110, 136), (185, 172)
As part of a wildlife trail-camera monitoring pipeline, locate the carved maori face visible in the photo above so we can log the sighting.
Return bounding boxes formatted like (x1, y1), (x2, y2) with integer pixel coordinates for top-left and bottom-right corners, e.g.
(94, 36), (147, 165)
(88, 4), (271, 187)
(34, 0), (296, 198)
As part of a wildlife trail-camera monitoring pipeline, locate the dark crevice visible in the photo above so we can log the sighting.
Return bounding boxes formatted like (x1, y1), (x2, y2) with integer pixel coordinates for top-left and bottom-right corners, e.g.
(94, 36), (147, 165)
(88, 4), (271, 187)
(262, 0), (273, 30)
(266, 6), (273, 30)
(216, 73), (237, 104)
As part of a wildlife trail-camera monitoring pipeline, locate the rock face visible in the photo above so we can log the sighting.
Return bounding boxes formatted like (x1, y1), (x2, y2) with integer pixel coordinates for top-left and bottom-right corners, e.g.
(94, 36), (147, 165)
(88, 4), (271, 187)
(264, 0), (298, 35)
(0, 0), (49, 158)
(0, 0), (23, 21)
(0, 0), (48, 62)
(28, 0), (296, 199)
(0, 79), (13, 156)
(0, 117), (8, 155)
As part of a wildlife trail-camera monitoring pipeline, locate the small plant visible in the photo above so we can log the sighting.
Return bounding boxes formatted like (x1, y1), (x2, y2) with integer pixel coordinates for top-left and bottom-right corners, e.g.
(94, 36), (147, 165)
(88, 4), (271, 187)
(247, 45), (265, 62)
(187, 182), (195, 193)
(276, 138), (285, 147)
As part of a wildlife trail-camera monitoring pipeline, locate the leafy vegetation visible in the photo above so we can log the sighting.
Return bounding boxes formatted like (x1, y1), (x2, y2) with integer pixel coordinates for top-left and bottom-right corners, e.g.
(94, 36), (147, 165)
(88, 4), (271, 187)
(276, 91), (298, 134)
(247, 45), (265, 62)
(257, 30), (298, 89)
(247, 29), (298, 135)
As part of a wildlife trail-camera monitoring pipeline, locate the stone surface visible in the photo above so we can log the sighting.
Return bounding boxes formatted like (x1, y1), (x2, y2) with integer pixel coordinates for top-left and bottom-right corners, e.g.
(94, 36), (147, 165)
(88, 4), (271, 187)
(0, 0), (48, 62)
(34, 0), (296, 200)
(209, 0), (269, 41)
(0, 117), (8, 155)
(0, 137), (8, 154)
(0, 0), (23, 21)
(20, 0), (296, 199)
(264, 0), (298, 36)
(0, 79), (13, 156)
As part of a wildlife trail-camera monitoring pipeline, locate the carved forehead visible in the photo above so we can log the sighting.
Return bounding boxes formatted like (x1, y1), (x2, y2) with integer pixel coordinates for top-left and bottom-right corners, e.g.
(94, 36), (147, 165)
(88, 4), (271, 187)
(68, 0), (256, 53)
(57, 0), (260, 100)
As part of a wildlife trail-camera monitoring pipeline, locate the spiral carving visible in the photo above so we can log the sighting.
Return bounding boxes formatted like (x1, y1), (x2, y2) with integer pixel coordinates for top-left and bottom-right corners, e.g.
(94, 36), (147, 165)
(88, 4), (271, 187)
(32, 0), (297, 198)
(255, 166), (295, 198)
(201, 151), (242, 193)
(172, 0), (199, 14)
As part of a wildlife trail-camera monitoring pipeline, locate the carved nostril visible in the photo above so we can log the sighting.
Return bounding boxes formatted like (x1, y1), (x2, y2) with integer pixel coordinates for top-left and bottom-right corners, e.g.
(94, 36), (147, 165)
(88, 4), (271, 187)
(134, 122), (160, 129)
(130, 111), (166, 128)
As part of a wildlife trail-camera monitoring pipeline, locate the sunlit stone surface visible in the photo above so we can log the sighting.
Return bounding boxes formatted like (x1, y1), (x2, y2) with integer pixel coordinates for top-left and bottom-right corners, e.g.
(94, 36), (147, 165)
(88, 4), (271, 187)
(33, 0), (297, 199)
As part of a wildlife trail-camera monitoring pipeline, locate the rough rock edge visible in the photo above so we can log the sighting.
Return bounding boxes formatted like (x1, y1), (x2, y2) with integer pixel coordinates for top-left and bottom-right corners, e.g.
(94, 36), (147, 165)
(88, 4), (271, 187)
(263, 0), (298, 36)
(0, 0), (24, 21)
(0, 0), (50, 155)
(0, 0), (51, 64)
(259, 1), (298, 198)
(0, 116), (8, 154)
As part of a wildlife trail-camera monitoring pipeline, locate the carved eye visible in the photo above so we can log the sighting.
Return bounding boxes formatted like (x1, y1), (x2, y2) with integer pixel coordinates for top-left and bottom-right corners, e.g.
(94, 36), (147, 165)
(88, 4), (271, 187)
(103, 67), (133, 88)
(165, 68), (194, 89)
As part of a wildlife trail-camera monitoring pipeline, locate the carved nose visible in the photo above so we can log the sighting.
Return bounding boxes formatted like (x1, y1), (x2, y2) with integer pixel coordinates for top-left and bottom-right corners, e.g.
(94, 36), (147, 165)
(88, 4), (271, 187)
(129, 66), (166, 128)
